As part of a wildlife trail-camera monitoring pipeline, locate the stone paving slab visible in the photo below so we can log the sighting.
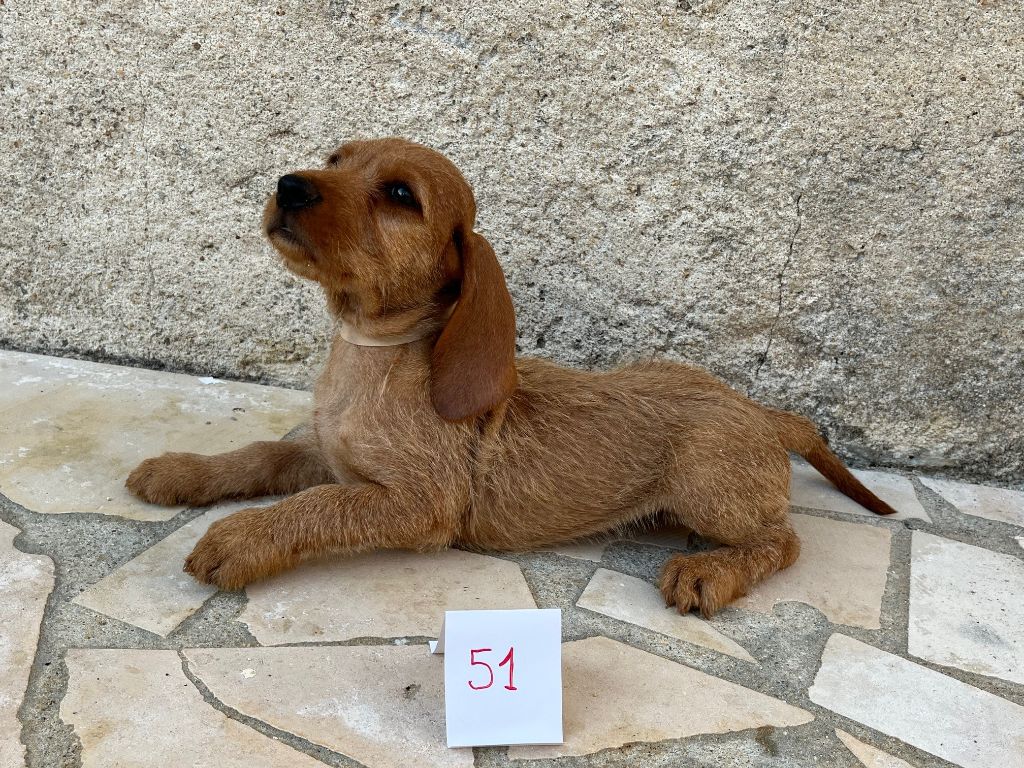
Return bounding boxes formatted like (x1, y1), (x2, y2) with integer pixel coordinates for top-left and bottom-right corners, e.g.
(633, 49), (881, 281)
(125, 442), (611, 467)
(0, 521), (53, 768)
(241, 549), (538, 644)
(790, 457), (929, 521)
(836, 729), (916, 768)
(544, 541), (608, 562)
(508, 637), (812, 760)
(185, 645), (470, 768)
(0, 351), (309, 520)
(2, 351), (1024, 768)
(62, 648), (326, 767)
(909, 531), (1024, 685)
(810, 634), (1024, 768)
(919, 477), (1024, 528)
(73, 499), (278, 637)
(577, 568), (756, 662)
(732, 513), (892, 629)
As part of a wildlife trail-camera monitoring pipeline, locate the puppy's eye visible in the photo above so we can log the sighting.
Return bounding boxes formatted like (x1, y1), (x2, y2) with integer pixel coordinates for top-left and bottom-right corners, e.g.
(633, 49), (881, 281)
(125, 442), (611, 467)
(386, 182), (417, 208)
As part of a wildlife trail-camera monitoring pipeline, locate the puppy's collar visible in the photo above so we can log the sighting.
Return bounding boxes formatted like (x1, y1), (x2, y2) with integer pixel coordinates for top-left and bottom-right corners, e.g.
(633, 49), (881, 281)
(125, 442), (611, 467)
(338, 304), (457, 348)
(338, 323), (435, 347)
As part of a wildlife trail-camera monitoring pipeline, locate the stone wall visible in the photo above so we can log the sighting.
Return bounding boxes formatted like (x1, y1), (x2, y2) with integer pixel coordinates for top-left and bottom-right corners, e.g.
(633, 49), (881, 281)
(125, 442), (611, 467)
(2, 0), (1022, 482)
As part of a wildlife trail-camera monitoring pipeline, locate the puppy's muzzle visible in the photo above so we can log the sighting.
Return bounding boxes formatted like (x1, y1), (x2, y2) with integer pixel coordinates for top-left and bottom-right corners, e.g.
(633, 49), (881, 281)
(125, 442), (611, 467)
(276, 174), (321, 211)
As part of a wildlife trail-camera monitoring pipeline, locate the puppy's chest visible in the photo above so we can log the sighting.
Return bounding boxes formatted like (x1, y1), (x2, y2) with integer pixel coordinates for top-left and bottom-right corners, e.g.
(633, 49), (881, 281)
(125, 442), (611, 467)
(311, 341), (425, 469)
(312, 383), (360, 454)
(312, 355), (374, 454)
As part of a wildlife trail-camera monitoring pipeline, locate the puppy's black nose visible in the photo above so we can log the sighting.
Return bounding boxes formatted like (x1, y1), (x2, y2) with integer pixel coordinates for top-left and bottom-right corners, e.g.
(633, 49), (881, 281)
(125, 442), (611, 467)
(276, 174), (321, 211)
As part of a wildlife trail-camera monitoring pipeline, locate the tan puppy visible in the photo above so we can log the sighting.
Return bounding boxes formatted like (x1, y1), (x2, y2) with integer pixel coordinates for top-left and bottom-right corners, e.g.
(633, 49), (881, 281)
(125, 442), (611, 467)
(126, 138), (894, 617)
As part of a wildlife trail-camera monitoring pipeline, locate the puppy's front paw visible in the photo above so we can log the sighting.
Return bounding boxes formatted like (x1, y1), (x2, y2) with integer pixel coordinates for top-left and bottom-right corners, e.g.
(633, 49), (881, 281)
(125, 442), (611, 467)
(184, 508), (296, 590)
(126, 452), (214, 506)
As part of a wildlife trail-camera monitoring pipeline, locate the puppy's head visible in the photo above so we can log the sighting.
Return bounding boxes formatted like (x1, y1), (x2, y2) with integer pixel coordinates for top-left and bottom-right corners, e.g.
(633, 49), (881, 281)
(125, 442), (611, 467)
(263, 137), (517, 421)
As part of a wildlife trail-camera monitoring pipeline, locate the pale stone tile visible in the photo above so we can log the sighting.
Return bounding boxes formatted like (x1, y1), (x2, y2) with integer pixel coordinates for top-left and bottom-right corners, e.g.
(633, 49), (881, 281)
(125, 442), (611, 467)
(810, 634), (1024, 768)
(835, 729), (915, 768)
(185, 646), (471, 768)
(542, 541), (607, 562)
(520, 638), (806, 765)
(919, 476), (1024, 527)
(510, 637), (811, 760)
(73, 498), (277, 636)
(241, 549), (536, 644)
(62, 648), (324, 767)
(577, 568), (755, 662)
(0, 351), (308, 520)
(790, 457), (928, 521)
(0, 521), (53, 768)
(733, 514), (891, 629)
(909, 531), (1024, 685)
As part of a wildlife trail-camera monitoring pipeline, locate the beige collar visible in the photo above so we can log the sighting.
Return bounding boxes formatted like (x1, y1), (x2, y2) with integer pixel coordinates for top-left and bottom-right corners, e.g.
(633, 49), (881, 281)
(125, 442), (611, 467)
(338, 304), (457, 347)
(338, 322), (436, 347)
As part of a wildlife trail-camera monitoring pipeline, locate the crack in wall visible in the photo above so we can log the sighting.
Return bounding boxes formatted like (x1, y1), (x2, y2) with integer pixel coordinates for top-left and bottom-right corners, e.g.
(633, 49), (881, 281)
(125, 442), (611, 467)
(327, 0), (350, 17)
(133, 20), (158, 309)
(752, 192), (802, 387)
(387, 4), (471, 51)
(676, 0), (733, 15)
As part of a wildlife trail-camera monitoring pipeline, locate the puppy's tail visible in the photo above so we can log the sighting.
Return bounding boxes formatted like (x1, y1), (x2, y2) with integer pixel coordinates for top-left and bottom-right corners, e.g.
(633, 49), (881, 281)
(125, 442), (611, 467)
(766, 408), (897, 516)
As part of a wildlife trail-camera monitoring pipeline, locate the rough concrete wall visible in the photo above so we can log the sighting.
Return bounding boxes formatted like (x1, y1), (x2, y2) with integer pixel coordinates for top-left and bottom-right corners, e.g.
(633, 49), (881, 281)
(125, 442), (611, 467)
(1, 0), (1022, 482)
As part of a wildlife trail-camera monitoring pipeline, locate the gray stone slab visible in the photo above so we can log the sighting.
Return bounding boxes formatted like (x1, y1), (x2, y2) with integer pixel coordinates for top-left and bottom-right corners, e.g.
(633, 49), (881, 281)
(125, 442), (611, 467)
(578, 568), (755, 662)
(241, 549), (537, 644)
(810, 634), (1024, 768)
(0, 521), (54, 768)
(62, 648), (325, 767)
(920, 476), (1024, 528)
(909, 531), (1024, 685)
(73, 499), (277, 636)
(511, 637), (811, 760)
(0, 351), (308, 520)
(733, 513), (891, 629)
(185, 645), (471, 768)
(835, 729), (915, 768)
(790, 458), (928, 521)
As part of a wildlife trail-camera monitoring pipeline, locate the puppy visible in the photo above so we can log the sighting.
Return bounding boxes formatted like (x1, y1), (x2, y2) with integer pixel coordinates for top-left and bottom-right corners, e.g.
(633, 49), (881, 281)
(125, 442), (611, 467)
(126, 138), (894, 617)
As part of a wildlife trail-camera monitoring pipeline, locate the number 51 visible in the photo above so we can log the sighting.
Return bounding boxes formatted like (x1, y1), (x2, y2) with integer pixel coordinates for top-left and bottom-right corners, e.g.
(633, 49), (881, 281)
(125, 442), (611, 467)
(468, 647), (517, 691)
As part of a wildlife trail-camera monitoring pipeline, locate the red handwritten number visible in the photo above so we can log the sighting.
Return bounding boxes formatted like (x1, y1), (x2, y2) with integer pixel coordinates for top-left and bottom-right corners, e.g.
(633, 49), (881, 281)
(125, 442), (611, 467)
(468, 647), (518, 692)
(468, 648), (494, 690)
(499, 647), (518, 690)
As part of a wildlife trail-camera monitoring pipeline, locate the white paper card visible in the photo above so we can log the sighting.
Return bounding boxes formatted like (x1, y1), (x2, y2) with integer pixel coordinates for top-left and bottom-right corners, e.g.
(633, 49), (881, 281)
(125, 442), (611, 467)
(430, 608), (563, 747)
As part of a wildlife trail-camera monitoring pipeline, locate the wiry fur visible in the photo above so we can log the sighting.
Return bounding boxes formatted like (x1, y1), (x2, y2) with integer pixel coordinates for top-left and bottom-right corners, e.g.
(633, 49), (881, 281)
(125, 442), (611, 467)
(126, 138), (895, 617)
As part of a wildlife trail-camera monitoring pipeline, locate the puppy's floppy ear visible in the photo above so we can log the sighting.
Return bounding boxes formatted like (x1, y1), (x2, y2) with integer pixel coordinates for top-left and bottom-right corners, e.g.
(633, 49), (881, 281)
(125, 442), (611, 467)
(431, 229), (518, 421)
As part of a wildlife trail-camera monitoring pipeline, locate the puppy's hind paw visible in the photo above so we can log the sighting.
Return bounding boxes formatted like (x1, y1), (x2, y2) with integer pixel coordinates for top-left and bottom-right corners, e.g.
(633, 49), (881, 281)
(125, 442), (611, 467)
(659, 553), (747, 619)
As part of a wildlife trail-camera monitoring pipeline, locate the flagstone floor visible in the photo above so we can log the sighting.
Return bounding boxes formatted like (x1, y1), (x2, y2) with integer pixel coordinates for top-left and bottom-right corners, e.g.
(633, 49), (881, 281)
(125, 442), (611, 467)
(1, 349), (1023, 768)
